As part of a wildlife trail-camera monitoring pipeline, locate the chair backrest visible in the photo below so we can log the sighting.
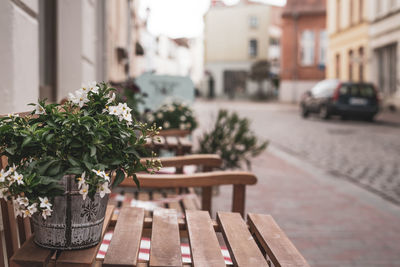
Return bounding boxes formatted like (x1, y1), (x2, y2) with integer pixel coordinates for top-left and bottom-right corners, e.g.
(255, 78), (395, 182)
(0, 112), (34, 266)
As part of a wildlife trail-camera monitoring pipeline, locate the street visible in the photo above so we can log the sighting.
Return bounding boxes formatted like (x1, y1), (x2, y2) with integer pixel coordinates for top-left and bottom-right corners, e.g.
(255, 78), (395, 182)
(194, 100), (400, 204)
(193, 100), (400, 266)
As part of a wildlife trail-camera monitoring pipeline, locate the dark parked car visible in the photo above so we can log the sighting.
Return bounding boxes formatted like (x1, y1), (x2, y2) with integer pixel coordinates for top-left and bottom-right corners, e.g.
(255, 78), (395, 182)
(300, 79), (380, 121)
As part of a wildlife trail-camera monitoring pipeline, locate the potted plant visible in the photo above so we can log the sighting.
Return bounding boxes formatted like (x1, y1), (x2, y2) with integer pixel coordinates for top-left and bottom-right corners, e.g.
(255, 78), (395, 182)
(146, 102), (197, 132)
(0, 82), (161, 250)
(198, 109), (268, 170)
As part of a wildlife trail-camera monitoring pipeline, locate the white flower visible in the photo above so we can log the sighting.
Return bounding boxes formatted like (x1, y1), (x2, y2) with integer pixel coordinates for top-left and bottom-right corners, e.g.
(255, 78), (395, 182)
(108, 106), (119, 116)
(180, 115), (186, 121)
(8, 164), (16, 173)
(68, 90), (89, 107)
(7, 175), (16, 185)
(42, 208), (52, 219)
(103, 172), (110, 182)
(118, 103), (131, 114)
(87, 81), (99, 94)
(147, 114), (155, 122)
(156, 112), (163, 119)
(179, 123), (186, 130)
(0, 188), (7, 198)
(39, 197), (52, 209)
(34, 104), (46, 115)
(17, 196), (29, 207)
(92, 169), (103, 177)
(98, 182), (111, 198)
(77, 172), (86, 189)
(186, 122), (191, 129)
(23, 203), (37, 218)
(7, 113), (19, 119)
(79, 184), (89, 200)
(107, 93), (116, 104)
(122, 112), (132, 124)
(0, 169), (9, 182)
(163, 121), (170, 128)
(14, 172), (24, 185)
(168, 105), (174, 112)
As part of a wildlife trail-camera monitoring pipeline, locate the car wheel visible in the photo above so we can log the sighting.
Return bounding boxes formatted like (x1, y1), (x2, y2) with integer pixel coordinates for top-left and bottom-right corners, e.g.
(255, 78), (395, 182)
(319, 105), (330, 120)
(301, 106), (309, 118)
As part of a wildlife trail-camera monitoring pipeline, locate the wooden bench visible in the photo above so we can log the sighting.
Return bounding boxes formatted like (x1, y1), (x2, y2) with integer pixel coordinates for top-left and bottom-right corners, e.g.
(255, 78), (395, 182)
(8, 206), (310, 267)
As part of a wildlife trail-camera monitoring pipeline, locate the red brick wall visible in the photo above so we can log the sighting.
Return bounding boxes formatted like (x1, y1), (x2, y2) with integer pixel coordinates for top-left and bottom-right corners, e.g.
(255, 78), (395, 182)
(281, 11), (326, 81)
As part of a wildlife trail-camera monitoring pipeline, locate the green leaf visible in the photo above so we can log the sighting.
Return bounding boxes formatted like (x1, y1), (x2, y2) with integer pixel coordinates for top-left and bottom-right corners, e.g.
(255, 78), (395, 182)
(67, 156), (80, 167)
(37, 160), (58, 175)
(5, 145), (17, 155)
(65, 167), (83, 175)
(21, 136), (32, 148)
(112, 169), (125, 188)
(89, 145), (96, 157)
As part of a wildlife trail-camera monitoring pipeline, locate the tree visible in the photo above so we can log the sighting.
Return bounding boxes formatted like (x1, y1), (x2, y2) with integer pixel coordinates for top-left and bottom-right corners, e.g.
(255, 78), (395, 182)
(249, 60), (271, 98)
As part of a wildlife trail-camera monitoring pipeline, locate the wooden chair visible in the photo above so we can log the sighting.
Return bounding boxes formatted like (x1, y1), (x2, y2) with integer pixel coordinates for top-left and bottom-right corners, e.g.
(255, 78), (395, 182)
(117, 153), (256, 217)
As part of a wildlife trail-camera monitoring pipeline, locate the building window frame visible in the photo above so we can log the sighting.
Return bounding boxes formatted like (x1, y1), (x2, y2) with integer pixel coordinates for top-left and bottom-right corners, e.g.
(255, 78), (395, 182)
(249, 39), (258, 57)
(348, 49), (353, 81)
(248, 16), (258, 29)
(300, 30), (315, 66)
(336, 53), (341, 79)
(358, 47), (364, 82)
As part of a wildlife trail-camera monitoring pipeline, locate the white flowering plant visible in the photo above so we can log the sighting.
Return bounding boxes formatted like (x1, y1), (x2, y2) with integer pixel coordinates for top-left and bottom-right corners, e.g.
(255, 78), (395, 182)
(146, 102), (197, 132)
(198, 109), (268, 170)
(0, 82), (161, 219)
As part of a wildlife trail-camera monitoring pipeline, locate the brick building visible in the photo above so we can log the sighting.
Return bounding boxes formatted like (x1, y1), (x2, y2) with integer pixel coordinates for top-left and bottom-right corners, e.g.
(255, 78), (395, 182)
(279, 0), (326, 103)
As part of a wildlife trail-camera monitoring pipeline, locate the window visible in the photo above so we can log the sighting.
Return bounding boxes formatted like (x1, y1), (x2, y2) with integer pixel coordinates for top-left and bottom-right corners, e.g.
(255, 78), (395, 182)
(336, 53), (341, 78)
(300, 30), (315, 66)
(319, 31), (327, 66)
(249, 39), (258, 57)
(358, 47), (364, 81)
(269, 38), (279, 46)
(249, 16), (258, 28)
(348, 50), (354, 81)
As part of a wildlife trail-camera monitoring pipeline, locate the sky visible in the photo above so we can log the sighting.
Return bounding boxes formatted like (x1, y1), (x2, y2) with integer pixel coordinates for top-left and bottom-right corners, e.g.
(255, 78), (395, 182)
(139, 0), (286, 38)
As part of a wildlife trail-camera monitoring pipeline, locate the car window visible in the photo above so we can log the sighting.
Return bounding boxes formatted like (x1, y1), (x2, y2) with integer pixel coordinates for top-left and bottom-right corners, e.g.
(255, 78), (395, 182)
(339, 84), (376, 98)
(312, 80), (339, 98)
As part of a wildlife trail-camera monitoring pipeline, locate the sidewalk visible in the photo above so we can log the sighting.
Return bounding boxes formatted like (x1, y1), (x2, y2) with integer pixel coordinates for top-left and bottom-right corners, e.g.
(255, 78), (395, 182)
(211, 145), (400, 267)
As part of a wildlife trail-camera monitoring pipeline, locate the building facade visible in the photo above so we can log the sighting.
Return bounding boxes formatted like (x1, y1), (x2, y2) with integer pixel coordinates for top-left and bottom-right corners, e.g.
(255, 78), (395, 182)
(326, 0), (370, 84)
(369, 0), (400, 108)
(204, 0), (282, 98)
(0, 0), (107, 114)
(279, 0), (327, 103)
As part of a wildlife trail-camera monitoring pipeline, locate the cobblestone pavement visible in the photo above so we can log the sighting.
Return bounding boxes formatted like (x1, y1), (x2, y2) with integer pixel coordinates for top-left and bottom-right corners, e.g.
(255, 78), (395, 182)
(193, 100), (400, 204)
(192, 100), (400, 266)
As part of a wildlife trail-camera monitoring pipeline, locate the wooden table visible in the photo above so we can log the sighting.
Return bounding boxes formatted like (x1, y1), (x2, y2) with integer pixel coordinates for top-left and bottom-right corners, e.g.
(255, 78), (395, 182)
(10, 206), (309, 267)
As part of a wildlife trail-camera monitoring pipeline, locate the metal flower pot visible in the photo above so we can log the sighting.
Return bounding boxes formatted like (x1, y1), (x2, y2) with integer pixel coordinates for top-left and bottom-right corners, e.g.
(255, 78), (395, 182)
(32, 175), (109, 250)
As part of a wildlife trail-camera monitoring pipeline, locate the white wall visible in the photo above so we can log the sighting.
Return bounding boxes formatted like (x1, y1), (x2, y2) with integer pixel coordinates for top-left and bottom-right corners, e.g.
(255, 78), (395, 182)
(279, 80), (319, 103)
(57, 0), (100, 102)
(0, 0), (39, 114)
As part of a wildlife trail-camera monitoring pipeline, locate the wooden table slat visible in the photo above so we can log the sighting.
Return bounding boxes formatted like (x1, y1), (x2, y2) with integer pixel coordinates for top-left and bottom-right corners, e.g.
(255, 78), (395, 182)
(103, 207), (145, 267)
(248, 213), (310, 267)
(138, 192), (151, 217)
(217, 212), (268, 267)
(149, 208), (182, 267)
(166, 193), (183, 216)
(10, 235), (54, 267)
(186, 210), (226, 267)
(56, 205), (115, 267)
(182, 194), (198, 211)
